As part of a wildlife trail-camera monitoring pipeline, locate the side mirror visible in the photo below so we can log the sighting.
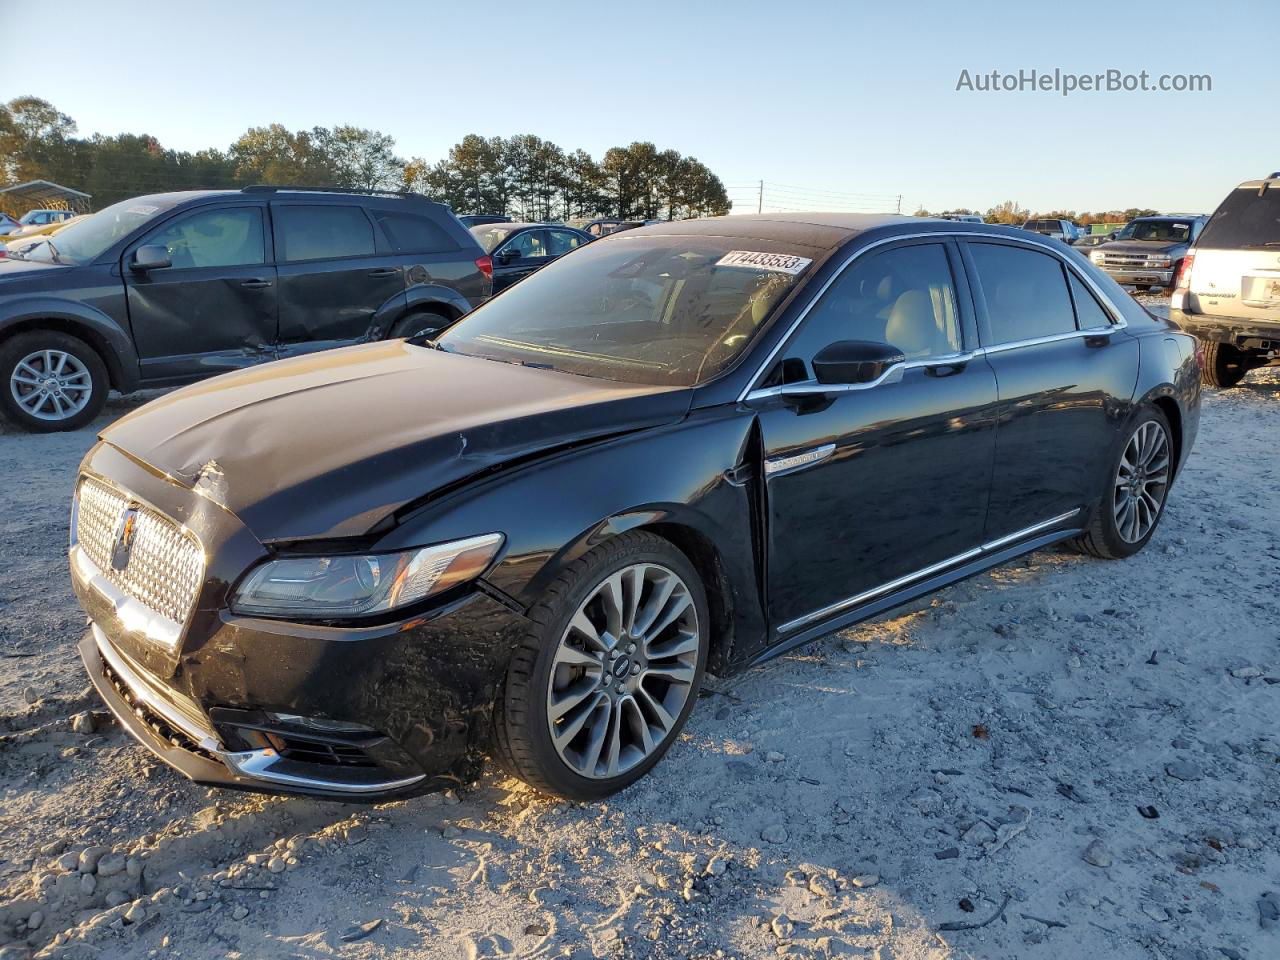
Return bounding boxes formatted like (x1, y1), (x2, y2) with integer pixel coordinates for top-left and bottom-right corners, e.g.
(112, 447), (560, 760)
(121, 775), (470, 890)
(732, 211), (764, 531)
(811, 340), (906, 385)
(131, 244), (171, 272)
(496, 248), (520, 264)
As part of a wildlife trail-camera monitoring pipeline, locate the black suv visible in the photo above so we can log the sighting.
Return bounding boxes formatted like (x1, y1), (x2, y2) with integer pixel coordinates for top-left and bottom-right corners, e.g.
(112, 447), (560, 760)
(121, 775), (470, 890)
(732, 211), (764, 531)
(0, 187), (492, 431)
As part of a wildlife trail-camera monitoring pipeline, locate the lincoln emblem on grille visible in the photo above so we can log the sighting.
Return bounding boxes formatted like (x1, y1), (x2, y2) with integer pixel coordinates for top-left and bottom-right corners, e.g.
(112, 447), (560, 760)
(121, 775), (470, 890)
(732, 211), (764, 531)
(110, 506), (141, 572)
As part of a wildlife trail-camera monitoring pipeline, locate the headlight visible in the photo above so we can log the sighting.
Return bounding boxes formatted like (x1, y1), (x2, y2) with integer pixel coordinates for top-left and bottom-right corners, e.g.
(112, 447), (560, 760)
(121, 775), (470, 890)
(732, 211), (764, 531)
(1089, 250), (1104, 262)
(1150, 257), (1172, 267)
(231, 533), (504, 618)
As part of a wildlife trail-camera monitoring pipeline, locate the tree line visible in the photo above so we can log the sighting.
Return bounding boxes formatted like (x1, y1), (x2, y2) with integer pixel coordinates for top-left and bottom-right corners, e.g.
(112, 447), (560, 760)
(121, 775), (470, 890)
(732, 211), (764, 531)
(914, 200), (1161, 225)
(0, 96), (731, 222)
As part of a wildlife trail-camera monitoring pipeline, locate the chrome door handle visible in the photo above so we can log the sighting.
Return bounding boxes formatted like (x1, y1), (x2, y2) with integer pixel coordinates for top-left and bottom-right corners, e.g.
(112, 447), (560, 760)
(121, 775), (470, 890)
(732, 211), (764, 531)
(240, 278), (272, 289)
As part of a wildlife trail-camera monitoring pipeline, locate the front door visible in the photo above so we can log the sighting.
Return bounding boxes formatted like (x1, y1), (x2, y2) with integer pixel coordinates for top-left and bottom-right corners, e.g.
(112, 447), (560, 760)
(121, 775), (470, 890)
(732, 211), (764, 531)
(960, 239), (1138, 540)
(492, 229), (550, 292)
(124, 204), (277, 382)
(750, 239), (999, 641)
(272, 203), (406, 357)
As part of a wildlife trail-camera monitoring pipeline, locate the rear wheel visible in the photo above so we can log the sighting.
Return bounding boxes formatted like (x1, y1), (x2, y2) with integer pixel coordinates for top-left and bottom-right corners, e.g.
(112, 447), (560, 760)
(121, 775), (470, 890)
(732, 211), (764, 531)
(1200, 340), (1247, 389)
(390, 309), (451, 340)
(1071, 406), (1173, 559)
(0, 330), (108, 432)
(494, 531), (708, 800)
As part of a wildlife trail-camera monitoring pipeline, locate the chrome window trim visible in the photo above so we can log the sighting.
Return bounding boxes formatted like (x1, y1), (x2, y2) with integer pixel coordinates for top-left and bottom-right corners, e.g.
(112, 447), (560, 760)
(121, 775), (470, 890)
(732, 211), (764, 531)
(776, 508), (1080, 635)
(738, 230), (1128, 402)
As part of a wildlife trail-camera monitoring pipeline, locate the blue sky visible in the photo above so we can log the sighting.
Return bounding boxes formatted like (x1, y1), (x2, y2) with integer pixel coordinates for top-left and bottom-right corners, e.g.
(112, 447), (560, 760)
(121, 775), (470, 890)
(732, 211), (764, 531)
(5, 0), (1273, 215)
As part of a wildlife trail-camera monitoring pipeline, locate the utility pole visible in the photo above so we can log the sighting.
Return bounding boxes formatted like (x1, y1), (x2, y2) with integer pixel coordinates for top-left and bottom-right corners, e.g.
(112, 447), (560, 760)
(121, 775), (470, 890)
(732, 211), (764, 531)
(758, 180), (763, 214)
(896, 194), (902, 214)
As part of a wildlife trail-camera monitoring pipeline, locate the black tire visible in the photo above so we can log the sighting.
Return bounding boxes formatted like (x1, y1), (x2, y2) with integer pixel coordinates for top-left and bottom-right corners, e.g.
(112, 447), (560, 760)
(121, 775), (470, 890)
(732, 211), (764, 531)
(0, 330), (109, 433)
(1200, 340), (1247, 389)
(390, 309), (451, 340)
(493, 531), (709, 800)
(1071, 405), (1173, 560)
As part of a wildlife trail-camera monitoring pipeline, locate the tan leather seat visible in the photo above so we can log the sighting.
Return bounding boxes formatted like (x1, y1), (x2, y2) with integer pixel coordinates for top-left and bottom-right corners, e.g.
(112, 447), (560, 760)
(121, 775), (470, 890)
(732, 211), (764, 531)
(885, 289), (948, 358)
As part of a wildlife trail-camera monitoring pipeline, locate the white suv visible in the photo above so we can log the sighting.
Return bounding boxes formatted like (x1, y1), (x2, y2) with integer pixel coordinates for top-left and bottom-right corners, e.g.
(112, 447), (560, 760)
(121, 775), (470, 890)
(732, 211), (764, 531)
(1171, 174), (1280, 387)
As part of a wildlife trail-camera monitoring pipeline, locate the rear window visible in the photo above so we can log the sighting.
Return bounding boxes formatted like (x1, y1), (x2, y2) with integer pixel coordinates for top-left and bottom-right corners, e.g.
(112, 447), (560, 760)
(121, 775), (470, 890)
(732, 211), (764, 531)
(274, 205), (375, 261)
(1198, 186), (1280, 249)
(374, 212), (456, 254)
(969, 242), (1077, 342)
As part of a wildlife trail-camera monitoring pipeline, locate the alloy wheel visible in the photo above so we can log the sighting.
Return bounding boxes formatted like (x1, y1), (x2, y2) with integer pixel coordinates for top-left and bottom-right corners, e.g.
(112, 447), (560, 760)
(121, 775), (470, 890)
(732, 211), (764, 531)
(1113, 420), (1170, 543)
(546, 563), (700, 779)
(9, 349), (93, 422)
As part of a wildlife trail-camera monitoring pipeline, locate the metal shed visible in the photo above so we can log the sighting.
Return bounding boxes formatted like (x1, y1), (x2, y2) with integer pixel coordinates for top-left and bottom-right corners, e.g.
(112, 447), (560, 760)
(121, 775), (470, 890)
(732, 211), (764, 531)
(0, 180), (93, 218)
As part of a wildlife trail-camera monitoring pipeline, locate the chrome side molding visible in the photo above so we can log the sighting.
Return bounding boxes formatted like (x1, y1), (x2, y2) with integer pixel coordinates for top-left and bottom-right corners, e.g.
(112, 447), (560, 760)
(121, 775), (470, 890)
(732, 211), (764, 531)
(764, 443), (836, 476)
(777, 508), (1082, 635)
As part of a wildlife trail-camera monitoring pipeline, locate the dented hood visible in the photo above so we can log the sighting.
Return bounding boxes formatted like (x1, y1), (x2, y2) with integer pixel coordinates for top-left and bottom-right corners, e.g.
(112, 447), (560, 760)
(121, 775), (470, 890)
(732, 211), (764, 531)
(101, 340), (691, 541)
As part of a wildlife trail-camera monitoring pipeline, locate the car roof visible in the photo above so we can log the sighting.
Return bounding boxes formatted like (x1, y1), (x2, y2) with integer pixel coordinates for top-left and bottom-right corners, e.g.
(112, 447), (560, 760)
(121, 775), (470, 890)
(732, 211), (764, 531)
(472, 222), (543, 231)
(626, 212), (1006, 251)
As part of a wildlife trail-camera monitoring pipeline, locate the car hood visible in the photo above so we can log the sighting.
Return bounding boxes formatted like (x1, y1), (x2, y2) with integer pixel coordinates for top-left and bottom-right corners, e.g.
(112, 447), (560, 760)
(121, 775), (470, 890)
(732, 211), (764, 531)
(0, 254), (74, 281)
(101, 340), (692, 542)
(1097, 239), (1185, 256)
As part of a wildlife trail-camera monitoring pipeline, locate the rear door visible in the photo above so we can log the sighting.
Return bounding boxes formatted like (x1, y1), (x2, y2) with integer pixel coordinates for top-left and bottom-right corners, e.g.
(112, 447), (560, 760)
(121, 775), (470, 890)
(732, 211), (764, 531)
(1189, 186), (1280, 320)
(961, 238), (1138, 540)
(272, 203), (406, 358)
(124, 203), (277, 382)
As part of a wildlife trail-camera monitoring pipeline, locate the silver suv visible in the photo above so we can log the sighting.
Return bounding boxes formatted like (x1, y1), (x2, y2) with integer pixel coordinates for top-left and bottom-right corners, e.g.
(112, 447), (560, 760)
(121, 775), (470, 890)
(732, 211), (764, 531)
(1171, 174), (1280, 387)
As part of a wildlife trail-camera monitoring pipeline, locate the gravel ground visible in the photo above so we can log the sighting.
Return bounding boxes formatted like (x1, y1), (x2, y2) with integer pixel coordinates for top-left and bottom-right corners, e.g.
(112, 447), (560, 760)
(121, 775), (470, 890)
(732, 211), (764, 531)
(2, 296), (1279, 960)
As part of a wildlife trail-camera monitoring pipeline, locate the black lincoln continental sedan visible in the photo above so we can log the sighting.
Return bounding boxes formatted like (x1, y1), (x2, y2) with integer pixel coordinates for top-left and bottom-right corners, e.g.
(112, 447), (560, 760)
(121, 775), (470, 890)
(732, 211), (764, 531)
(72, 213), (1201, 801)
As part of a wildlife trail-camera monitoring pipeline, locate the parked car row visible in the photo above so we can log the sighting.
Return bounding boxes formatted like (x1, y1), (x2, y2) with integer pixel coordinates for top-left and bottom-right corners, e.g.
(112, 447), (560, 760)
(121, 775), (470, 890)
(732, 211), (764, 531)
(0, 207), (77, 236)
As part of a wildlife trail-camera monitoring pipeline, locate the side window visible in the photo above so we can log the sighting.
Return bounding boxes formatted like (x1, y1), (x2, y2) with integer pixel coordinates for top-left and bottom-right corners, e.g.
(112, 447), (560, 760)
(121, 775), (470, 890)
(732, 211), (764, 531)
(144, 207), (265, 269)
(274, 205), (375, 262)
(503, 230), (548, 260)
(969, 243), (1077, 343)
(1068, 272), (1112, 328)
(373, 212), (456, 254)
(547, 230), (585, 256)
(782, 243), (963, 376)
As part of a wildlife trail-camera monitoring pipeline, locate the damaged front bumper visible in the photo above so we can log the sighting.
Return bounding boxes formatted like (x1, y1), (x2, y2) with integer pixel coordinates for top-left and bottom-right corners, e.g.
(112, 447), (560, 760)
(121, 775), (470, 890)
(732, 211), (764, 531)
(72, 443), (529, 801)
(80, 625), (435, 799)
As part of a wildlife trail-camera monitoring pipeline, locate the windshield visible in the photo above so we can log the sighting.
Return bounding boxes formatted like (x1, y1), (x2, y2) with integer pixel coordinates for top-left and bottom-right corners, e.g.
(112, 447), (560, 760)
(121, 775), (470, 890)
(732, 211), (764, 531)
(24, 198), (172, 265)
(1115, 219), (1191, 243)
(438, 235), (814, 386)
(472, 225), (516, 253)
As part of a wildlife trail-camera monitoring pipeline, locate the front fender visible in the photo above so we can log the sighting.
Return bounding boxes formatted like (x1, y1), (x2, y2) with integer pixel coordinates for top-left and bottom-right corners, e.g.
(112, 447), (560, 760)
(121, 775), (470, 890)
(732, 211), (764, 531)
(0, 295), (138, 392)
(377, 406), (766, 668)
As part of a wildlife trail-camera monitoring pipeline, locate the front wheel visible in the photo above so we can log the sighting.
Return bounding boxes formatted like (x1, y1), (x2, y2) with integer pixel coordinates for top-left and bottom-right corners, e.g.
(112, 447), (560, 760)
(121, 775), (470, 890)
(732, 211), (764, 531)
(1071, 406), (1173, 559)
(0, 330), (109, 432)
(494, 532), (708, 800)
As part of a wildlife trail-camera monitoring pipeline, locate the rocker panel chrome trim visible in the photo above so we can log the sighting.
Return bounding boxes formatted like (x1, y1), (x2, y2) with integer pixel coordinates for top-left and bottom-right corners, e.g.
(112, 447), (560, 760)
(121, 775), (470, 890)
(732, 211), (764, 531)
(777, 508), (1082, 635)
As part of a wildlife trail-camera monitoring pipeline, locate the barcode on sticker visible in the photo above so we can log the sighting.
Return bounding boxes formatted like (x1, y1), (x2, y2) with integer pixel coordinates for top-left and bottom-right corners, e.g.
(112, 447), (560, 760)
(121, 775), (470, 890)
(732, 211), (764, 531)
(716, 251), (812, 275)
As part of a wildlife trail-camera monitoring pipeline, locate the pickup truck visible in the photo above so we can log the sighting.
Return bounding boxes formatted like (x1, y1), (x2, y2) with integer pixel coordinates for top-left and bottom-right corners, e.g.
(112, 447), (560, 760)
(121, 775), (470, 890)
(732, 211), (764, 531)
(1087, 216), (1206, 291)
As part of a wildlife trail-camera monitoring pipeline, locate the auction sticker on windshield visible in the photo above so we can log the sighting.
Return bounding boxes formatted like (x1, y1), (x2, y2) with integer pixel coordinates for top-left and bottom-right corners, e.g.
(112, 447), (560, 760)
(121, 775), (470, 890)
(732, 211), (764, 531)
(716, 251), (813, 275)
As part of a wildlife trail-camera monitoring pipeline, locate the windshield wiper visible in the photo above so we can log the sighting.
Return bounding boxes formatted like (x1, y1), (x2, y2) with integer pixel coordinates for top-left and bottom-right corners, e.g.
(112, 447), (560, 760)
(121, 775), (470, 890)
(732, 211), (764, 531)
(41, 238), (64, 263)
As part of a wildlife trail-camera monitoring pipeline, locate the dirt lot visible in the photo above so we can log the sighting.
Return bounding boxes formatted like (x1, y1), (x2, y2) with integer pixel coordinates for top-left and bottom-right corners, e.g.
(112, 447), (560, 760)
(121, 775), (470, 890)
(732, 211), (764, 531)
(2, 299), (1278, 960)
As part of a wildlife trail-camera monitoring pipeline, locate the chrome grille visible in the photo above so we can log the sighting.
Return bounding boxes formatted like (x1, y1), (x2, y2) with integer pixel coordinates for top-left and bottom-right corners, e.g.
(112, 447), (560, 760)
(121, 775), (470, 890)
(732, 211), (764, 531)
(75, 476), (204, 626)
(1098, 253), (1170, 268)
